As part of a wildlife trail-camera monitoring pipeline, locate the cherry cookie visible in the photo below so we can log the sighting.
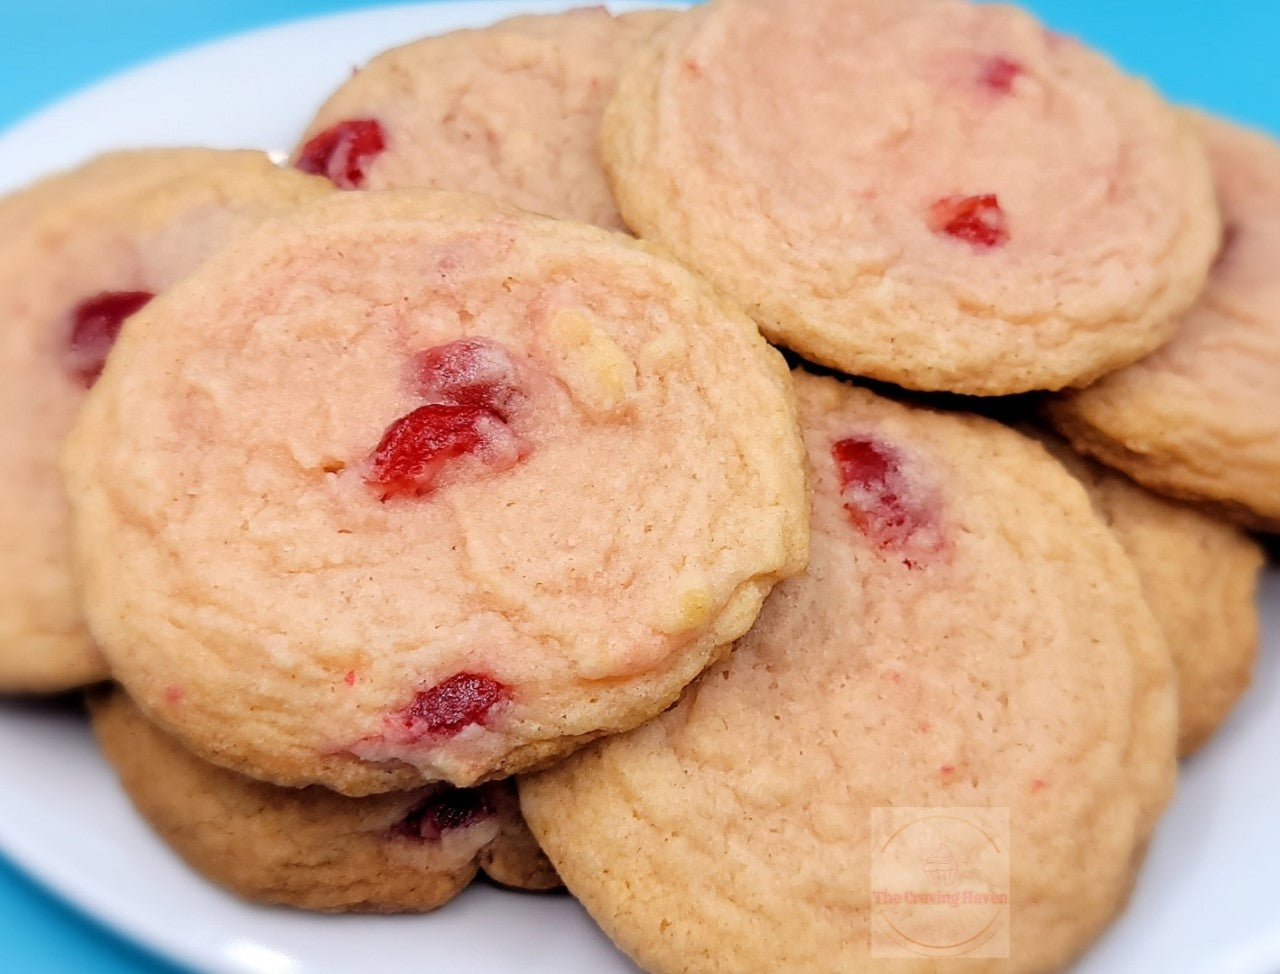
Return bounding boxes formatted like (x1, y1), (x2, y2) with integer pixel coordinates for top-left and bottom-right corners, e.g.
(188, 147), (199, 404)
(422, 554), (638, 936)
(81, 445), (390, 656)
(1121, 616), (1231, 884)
(0, 149), (331, 694)
(602, 0), (1220, 394)
(521, 372), (1176, 974)
(1039, 433), (1264, 755)
(1050, 114), (1280, 530)
(63, 190), (809, 796)
(294, 7), (674, 230)
(91, 690), (557, 911)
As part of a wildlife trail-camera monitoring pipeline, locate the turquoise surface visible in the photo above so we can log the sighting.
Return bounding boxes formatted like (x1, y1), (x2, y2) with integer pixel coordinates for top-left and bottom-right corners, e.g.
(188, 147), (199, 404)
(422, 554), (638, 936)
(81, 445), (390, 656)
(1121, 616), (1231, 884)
(0, 1), (1275, 972)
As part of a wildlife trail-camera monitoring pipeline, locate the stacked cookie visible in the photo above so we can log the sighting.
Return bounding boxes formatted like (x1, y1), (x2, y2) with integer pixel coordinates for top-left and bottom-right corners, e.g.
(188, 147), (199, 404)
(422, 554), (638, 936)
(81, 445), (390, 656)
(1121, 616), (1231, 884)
(0, 0), (1274, 970)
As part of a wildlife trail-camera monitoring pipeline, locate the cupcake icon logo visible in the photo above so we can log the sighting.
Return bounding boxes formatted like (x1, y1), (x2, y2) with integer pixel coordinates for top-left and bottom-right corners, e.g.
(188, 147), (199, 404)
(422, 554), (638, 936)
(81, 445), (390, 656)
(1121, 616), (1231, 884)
(923, 844), (959, 887)
(870, 807), (1010, 959)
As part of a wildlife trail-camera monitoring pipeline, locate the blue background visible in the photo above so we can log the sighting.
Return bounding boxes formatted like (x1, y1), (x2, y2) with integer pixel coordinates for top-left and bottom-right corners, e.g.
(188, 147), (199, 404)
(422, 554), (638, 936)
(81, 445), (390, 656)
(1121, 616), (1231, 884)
(0, 1), (1276, 972)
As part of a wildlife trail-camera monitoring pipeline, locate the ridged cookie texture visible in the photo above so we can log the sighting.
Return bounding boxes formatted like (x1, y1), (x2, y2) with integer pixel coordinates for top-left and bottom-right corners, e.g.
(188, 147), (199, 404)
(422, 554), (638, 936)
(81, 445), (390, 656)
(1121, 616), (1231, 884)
(293, 7), (673, 229)
(63, 190), (808, 797)
(602, 0), (1220, 394)
(90, 690), (558, 912)
(0, 149), (331, 694)
(1040, 434), (1264, 755)
(521, 372), (1177, 974)
(1050, 114), (1280, 529)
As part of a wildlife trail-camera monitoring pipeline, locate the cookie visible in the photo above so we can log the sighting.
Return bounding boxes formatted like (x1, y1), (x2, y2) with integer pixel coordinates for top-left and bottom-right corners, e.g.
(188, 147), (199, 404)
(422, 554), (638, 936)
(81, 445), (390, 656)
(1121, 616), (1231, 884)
(1039, 433), (1264, 755)
(602, 0), (1220, 394)
(62, 190), (809, 796)
(521, 372), (1177, 973)
(1048, 114), (1280, 530)
(90, 689), (558, 912)
(0, 149), (331, 694)
(293, 7), (674, 230)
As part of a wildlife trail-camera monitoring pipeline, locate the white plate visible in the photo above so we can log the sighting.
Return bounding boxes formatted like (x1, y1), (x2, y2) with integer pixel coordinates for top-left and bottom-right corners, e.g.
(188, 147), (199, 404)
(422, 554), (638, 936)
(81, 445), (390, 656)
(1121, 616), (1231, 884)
(0, 4), (1276, 973)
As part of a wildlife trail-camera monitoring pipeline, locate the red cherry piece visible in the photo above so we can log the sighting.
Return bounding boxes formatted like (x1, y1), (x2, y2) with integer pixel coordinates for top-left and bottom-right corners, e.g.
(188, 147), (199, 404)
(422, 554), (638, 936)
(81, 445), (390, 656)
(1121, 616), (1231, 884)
(65, 291), (154, 386)
(415, 338), (521, 419)
(832, 437), (940, 565)
(930, 195), (1008, 249)
(392, 786), (494, 841)
(366, 403), (505, 500)
(979, 56), (1023, 93)
(296, 118), (386, 189)
(399, 673), (511, 738)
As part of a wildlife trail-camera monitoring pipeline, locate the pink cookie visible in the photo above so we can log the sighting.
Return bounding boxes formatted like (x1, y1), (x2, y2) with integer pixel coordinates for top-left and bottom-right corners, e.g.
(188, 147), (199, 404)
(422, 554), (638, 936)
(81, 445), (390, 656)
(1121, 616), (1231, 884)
(62, 190), (809, 796)
(294, 7), (674, 230)
(602, 0), (1220, 393)
(522, 371), (1177, 973)
(0, 149), (330, 693)
(1050, 114), (1280, 529)
(91, 689), (559, 912)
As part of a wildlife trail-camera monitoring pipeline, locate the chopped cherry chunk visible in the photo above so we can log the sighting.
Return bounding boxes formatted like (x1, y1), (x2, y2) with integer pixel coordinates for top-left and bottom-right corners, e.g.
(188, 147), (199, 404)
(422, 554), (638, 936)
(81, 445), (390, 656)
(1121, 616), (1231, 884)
(65, 290), (154, 386)
(833, 438), (894, 493)
(930, 194), (1008, 249)
(398, 673), (511, 738)
(832, 437), (942, 567)
(392, 786), (494, 841)
(415, 338), (521, 419)
(366, 337), (529, 500)
(979, 56), (1023, 93)
(295, 118), (386, 189)
(365, 403), (503, 500)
